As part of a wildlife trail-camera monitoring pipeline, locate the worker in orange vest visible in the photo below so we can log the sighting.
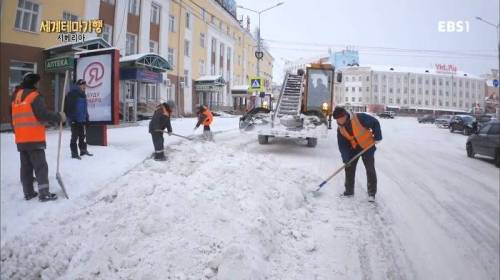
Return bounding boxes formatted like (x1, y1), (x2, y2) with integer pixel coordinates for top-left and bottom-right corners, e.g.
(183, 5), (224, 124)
(332, 106), (382, 202)
(194, 105), (214, 141)
(10, 73), (66, 202)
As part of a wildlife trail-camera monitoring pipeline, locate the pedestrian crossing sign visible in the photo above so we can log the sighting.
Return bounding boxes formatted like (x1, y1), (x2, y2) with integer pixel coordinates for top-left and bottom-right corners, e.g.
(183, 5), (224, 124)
(248, 77), (265, 92)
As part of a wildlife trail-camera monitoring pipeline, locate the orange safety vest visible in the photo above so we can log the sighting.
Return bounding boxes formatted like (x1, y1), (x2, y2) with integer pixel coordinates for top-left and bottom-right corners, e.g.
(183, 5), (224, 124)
(202, 109), (213, 126)
(339, 113), (374, 149)
(11, 89), (46, 144)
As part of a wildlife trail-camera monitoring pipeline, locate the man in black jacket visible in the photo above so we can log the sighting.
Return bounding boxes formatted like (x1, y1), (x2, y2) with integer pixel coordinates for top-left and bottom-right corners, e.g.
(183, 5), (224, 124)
(10, 73), (65, 201)
(65, 79), (92, 159)
(149, 101), (175, 161)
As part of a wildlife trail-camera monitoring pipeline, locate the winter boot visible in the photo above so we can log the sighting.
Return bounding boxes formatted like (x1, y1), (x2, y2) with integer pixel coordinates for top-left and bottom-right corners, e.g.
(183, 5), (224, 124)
(81, 151), (93, 157)
(39, 189), (57, 202)
(368, 195), (376, 202)
(72, 154), (81, 160)
(341, 190), (354, 197)
(24, 191), (38, 201)
(154, 151), (167, 161)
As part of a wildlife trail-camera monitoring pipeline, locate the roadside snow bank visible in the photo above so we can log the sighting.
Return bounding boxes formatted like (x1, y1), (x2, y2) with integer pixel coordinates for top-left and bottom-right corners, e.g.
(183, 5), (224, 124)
(1, 133), (321, 279)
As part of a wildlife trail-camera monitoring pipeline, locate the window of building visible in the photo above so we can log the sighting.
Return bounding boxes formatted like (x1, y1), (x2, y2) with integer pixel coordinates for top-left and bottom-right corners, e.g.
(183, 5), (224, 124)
(459, 80), (462, 87)
(396, 98), (400, 104)
(184, 70), (190, 88)
(446, 91), (449, 97)
(359, 97), (362, 102)
(15, 0), (40, 33)
(358, 76), (362, 81)
(211, 15), (215, 24)
(101, 0), (115, 4)
(382, 75), (386, 81)
(366, 87), (370, 92)
(345, 87), (349, 92)
(200, 33), (205, 48)
(184, 40), (190, 57)
(445, 81), (449, 86)
(404, 87), (408, 94)
(439, 79), (443, 86)
(396, 88), (400, 94)
(126, 33), (137, 55)
(389, 98), (393, 104)
(9, 60), (36, 95)
(425, 100), (429, 105)
(146, 83), (158, 100)
(358, 87), (362, 92)
(352, 97), (355, 102)
(411, 89), (415, 94)
(396, 77), (401, 83)
(373, 74), (378, 80)
(418, 88), (422, 95)
(345, 76), (349, 82)
(129, 0), (139, 15)
(418, 100), (422, 105)
(389, 88), (393, 93)
(411, 97), (415, 104)
(186, 12), (191, 29)
(411, 78), (415, 84)
(169, 15), (175, 32)
(352, 87), (355, 92)
(425, 90), (429, 95)
(453, 102), (457, 107)
(345, 97), (348, 102)
(404, 99), (407, 104)
(168, 47), (175, 68)
(418, 77), (422, 84)
(201, 8), (206, 20)
(63, 11), (78, 21)
(149, 40), (158, 53)
(100, 24), (113, 44)
(439, 90), (442, 96)
(151, 3), (160, 24)
(200, 60), (205, 75)
(382, 96), (386, 103)
(366, 76), (369, 81)
(432, 79), (436, 85)
(425, 79), (429, 85)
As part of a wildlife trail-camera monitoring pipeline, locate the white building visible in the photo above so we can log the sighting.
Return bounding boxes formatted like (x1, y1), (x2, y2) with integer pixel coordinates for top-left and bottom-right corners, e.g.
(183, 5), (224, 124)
(334, 64), (486, 114)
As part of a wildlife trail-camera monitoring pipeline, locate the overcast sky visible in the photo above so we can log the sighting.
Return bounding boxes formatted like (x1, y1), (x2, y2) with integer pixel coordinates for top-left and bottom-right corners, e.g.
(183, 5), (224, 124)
(236, 0), (499, 82)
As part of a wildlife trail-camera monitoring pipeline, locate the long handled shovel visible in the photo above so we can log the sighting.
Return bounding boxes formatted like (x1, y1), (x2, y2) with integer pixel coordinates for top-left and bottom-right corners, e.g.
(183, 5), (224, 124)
(314, 142), (376, 194)
(160, 130), (193, 141)
(56, 70), (69, 199)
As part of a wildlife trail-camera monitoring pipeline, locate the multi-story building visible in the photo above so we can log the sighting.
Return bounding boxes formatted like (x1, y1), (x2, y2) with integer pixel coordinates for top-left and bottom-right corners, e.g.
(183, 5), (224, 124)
(334, 64), (486, 115)
(0, 0), (273, 128)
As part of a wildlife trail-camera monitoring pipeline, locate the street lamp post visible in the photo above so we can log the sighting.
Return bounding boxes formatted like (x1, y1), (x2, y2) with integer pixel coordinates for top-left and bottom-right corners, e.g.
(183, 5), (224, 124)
(476, 16), (500, 118)
(238, 2), (284, 77)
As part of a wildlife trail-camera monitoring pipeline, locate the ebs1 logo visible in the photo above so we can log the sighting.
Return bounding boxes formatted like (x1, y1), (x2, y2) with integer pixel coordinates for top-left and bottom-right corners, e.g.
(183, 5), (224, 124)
(438, 21), (470, 32)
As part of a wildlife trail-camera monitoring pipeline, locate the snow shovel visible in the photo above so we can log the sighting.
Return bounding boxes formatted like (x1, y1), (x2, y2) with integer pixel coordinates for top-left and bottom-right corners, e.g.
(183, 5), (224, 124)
(160, 130), (193, 141)
(313, 142), (376, 194)
(56, 70), (69, 199)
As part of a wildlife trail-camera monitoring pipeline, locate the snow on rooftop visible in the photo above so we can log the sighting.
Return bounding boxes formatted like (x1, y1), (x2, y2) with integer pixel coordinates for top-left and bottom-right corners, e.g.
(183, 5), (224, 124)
(231, 85), (249, 91)
(119, 52), (166, 63)
(196, 75), (224, 82)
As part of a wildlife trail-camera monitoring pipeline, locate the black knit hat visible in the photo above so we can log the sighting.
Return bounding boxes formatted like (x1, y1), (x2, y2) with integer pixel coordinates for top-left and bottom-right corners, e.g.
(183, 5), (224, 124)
(21, 72), (40, 88)
(76, 79), (86, 85)
(332, 106), (347, 119)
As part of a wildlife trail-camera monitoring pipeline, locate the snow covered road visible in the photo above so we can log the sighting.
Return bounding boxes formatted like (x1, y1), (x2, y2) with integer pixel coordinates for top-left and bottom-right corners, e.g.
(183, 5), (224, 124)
(1, 116), (498, 279)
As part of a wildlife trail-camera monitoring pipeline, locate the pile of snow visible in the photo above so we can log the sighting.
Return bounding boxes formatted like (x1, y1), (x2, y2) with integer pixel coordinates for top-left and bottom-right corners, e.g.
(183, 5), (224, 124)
(1, 130), (322, 279)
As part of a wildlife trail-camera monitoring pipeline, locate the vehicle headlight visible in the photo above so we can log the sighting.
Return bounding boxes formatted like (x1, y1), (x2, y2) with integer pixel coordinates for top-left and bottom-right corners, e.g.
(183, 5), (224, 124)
(262, 101), (269, 109)
(322, 102), (329, 111)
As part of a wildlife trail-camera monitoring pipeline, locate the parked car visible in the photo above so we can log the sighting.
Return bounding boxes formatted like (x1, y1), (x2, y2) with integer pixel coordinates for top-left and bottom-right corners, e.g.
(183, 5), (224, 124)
(417, 114), (435, 123)
(435, 115), (453, 128)
(466, 121), (500, 167)
(449, 115), (477, 135)
(476, 114), (497, 130)
(378, 111), (395, 119)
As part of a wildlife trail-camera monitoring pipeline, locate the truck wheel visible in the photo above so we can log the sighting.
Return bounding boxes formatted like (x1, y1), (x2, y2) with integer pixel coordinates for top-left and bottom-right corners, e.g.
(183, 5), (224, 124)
(258, 135), (269, 144)
(306, 137), (317, 147)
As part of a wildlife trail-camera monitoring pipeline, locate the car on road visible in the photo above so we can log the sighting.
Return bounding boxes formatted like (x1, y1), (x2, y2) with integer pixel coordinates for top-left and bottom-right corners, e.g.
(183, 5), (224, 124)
(466, 121), (500, 167)
(449, 115), (477, 135)
(378, 111), (395, 119)
(476, 114), (497, 130)
(417, 114), (435, 123)
(435, 115), (453, 128)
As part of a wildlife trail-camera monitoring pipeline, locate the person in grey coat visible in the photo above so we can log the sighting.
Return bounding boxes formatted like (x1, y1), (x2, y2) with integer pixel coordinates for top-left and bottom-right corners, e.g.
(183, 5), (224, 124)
(149, 101), (175, 161)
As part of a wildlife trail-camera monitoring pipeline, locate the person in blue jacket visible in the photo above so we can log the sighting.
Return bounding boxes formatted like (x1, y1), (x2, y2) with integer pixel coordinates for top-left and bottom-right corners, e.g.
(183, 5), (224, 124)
(332, 106), (382, 202)
(65, 79), (92, 159)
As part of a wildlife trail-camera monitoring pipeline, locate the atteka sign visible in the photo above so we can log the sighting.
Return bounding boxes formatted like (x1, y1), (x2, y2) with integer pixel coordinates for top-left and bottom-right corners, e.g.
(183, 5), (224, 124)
(435, 64), (457, 74)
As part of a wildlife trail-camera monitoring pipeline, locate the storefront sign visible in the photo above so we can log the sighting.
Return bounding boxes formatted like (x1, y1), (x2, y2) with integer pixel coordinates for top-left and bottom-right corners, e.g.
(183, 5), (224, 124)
(120, 68), (163, 83)
(435, 64), (457, 74)
(45, 56), (74, 72)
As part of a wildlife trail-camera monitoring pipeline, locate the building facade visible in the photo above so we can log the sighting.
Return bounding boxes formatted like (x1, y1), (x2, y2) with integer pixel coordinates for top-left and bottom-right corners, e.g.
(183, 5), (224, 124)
(334, 65), (486, 115)
(0, 0), (273, 128)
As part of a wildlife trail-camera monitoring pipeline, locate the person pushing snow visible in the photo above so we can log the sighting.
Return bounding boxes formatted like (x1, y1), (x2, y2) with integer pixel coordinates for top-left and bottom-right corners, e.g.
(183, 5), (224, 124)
(149, 101), (175, 161)
(332, 106), (382, 202)
(194, 105), (214, 141)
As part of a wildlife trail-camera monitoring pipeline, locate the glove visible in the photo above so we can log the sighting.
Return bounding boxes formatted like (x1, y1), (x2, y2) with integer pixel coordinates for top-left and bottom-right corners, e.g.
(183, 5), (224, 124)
(194, 125), (199, 130)
(375, 140), (381, 145)
(59, 112), (67, 123)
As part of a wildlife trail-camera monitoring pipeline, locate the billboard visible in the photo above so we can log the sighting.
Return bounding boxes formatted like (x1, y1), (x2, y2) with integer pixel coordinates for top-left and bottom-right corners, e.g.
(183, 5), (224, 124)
(75, 49), (119, 124)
